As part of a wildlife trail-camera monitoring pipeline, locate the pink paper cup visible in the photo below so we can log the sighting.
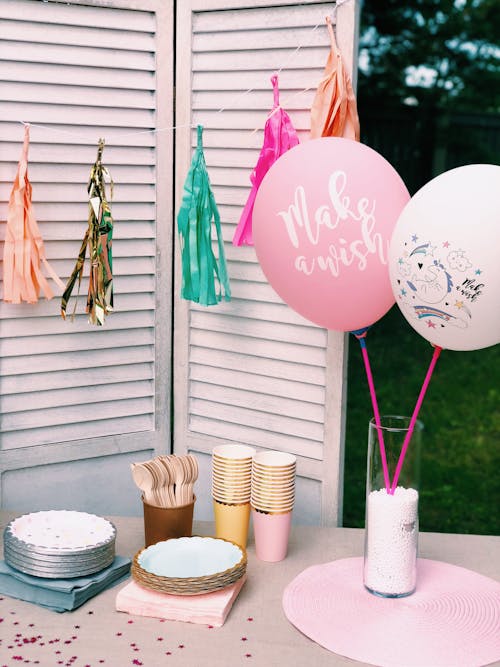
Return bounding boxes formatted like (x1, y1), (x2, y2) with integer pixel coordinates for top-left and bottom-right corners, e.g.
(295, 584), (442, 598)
(252, 507), (292, 562)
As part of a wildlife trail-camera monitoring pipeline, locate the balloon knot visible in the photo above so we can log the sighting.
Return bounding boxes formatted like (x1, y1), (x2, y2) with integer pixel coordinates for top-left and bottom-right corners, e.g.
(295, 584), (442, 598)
(351, 327), (370, 340)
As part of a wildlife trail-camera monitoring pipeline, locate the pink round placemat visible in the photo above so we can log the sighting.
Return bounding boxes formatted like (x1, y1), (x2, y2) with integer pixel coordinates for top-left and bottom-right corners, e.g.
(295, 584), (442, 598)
(283, 557), (500, 667)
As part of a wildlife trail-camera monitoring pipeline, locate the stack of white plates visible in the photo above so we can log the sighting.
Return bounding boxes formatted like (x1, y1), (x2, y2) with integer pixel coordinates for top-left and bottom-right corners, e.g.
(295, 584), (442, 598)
(4, 510), (116, 579)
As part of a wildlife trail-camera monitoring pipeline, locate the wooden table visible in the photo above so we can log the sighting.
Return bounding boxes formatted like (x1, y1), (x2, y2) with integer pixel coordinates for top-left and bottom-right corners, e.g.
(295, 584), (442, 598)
(1, 511), (499, 667)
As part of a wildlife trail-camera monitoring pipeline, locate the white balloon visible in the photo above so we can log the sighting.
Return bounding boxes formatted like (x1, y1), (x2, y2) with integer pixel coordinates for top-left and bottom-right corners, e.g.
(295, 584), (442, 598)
(389, 164), (500, 351)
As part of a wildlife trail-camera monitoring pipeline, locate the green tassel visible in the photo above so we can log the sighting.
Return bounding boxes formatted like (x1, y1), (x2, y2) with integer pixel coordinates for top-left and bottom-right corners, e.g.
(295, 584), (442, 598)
(177, 125), (231, 306)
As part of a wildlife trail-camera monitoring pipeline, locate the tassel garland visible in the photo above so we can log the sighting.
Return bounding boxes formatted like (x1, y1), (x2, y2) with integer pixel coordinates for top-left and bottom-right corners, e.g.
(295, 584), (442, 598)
(3, 123), (64, 303)
(177, 125), (231, 306)
(310, 15), (360, 140)
(61, 138), (114, 325)
(232, 75), (300, 246)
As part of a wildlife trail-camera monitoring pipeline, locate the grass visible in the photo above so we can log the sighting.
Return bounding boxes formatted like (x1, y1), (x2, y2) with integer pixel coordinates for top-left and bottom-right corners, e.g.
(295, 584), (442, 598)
(342, 305), (500, 535)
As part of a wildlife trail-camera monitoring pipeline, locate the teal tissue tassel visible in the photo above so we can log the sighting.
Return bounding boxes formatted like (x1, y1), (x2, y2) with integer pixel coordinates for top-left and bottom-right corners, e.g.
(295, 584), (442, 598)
(177, 125), (231, 305)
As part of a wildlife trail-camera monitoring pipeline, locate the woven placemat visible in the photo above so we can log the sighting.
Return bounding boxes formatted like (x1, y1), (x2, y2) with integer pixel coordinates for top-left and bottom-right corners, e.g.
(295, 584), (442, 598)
(283, 557), (500, 667)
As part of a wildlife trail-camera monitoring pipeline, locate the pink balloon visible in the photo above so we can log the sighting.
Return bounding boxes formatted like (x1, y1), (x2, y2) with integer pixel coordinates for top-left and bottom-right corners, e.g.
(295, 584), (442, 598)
(253, 138), (410, 331)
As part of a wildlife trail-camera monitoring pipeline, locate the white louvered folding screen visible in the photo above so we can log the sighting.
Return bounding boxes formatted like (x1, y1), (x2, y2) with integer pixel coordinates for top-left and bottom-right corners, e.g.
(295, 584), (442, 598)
(175, 0), (359, 525)
(0, 0), (173, 515)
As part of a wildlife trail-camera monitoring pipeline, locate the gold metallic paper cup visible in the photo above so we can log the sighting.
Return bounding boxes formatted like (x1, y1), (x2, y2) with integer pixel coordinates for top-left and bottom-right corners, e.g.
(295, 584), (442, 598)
(213, 499), (250, 550)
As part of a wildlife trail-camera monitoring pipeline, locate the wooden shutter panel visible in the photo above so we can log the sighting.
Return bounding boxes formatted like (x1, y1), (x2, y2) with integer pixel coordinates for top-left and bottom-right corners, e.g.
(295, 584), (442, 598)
(175, 0), (359, 526)
(0, 0), (173, 515)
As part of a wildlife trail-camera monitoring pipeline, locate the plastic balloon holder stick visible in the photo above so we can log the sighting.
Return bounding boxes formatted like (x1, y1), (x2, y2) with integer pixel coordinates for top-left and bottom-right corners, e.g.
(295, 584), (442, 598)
(390, 345), (442, 493)
(352, 329), (391, 494)
(353, 328), (443, 495)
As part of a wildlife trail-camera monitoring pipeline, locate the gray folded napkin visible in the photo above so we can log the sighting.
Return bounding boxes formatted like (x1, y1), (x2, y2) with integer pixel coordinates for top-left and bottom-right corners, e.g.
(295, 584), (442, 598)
(0, 556), (131, 612)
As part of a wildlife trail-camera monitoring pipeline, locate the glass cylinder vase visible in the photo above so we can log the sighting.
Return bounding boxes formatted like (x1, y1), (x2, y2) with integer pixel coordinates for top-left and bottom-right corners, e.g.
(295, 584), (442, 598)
(363, 415), (423, 598)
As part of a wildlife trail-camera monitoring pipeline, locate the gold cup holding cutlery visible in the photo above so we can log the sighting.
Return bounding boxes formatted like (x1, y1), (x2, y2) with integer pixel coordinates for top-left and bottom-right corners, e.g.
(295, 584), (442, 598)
(131, 453), (199, 547)
(142, 495), (195, 547)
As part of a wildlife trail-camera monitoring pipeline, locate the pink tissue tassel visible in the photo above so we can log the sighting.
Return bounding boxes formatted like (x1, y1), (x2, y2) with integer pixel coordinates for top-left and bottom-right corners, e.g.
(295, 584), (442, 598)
(232, 74), (299, 246)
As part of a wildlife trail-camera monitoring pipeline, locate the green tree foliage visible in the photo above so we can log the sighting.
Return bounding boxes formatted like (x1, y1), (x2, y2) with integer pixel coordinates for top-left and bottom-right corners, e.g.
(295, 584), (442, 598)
(359, 0), (500, 112)
(342, 1), (500, 535)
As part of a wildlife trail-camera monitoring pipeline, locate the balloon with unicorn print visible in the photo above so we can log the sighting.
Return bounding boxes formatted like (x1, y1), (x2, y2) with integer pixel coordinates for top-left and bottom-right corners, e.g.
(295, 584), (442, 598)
(389, 163), (500, 351)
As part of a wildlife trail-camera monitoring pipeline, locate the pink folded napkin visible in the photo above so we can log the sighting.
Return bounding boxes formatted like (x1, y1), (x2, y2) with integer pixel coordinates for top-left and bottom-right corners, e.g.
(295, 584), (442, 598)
(115, 576), (246, 627)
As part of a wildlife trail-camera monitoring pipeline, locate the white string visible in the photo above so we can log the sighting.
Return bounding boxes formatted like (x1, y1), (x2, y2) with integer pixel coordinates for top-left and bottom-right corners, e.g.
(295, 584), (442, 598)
(274, 18), (323, 77)
(332, 0), (351, 24)
(17, 11), (335, 141)
(19, 119), (195, 140)
(248, 84), (317, 137)
(189, 16), (324, 117)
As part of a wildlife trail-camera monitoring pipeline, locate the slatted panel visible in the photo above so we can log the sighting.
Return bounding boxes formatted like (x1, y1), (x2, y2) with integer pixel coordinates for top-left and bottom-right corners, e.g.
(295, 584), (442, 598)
(184, 2), (333, 461)
(0, 0), (158, 449)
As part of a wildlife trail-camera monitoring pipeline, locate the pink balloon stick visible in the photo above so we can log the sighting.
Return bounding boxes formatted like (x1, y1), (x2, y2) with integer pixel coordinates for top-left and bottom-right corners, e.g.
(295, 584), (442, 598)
(358, 340), (391, 493)
(390, 346), (443, 494)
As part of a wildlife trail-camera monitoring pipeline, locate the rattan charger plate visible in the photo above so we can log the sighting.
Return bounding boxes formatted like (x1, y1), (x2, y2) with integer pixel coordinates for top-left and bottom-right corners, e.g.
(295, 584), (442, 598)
(132, 536), (247, 596)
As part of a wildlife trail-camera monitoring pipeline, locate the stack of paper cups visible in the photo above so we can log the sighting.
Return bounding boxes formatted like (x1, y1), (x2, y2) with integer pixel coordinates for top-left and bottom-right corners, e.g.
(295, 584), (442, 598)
(251, 451), (296, 562)
(212, 444), (255, 549)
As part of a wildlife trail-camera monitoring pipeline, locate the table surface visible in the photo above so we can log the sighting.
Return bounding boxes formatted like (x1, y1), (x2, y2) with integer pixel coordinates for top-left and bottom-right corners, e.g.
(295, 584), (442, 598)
(1, 511), (499, 667)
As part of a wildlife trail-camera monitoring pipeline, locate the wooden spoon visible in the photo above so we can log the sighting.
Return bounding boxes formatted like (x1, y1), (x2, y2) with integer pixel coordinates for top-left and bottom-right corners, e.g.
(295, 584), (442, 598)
(169, 456), (186, 507)
(130, 462), (155, 505)
(144, 460), (164, 506)
(157, 455), (176, 507)
(184, 454), (199, 504)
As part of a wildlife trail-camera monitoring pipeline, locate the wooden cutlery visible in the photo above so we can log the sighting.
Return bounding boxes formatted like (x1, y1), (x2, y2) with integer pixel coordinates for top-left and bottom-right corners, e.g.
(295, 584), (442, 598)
(131, 454), (198, 508)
